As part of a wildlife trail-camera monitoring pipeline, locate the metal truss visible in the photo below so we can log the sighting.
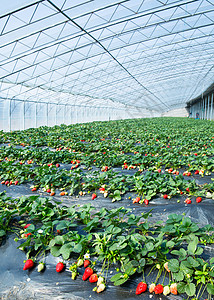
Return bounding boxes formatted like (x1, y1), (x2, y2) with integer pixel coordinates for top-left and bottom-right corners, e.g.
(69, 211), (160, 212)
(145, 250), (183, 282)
(0, 0), (214, 112)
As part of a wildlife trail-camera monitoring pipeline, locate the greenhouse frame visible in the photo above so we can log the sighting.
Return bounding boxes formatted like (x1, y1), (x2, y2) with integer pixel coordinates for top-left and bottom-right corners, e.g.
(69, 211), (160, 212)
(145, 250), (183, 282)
(0, 1), (214, 300)
(0, 0), (214, 130)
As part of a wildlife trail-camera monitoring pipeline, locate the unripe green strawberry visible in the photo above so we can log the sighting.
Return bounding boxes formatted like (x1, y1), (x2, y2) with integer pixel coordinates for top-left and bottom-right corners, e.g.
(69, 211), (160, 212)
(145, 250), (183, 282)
(72, 271), (77, 280)
(37, 263), (45, 272)
(76, 259), (84, 267)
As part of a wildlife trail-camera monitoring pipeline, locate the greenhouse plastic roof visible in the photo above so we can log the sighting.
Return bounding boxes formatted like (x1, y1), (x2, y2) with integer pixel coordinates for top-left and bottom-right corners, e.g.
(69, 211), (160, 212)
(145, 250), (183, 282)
(0, 0), (214, 112)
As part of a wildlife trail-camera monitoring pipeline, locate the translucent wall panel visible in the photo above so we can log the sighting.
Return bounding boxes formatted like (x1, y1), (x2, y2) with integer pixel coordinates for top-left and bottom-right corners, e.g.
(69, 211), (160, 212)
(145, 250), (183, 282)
(0, 98), (160, 131)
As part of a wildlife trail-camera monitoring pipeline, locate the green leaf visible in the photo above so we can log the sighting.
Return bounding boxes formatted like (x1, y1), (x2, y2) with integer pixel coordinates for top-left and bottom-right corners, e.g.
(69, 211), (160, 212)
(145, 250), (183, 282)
(195, 247), (203, 255)
(73, 243), (82, 253)
(110, 273), (123, 282)
(185, 283), (196, 297)
(145, 242), (154, 251)
(177, 282), (186, 293)
(187, 236), (198, 255)
(173, 270), (184, 282)
(166, 240), (175, 248)
(60, 244), (72, 259)
(50, 245), (61, 257)
(187, 256), (200, 268)
(207, 283), (214, 295)
(0, 229), (6, 237)
(168, 259), (180, 273)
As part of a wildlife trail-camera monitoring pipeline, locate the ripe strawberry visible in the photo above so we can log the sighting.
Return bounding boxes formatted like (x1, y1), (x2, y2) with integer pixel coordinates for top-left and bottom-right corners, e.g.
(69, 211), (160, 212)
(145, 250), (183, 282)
(23, 259), (34, 270)
(24, 224), (31, 229)
(82, 267), (93, 280)
(56, 163), (60, 168)
(50, 192), (55, 196)
(194, 170), (199, 175)
(186, 187), (190, 192)
(89, 273), (98, 283)
(56, 262), (65, 272)
(170, 283), (178, 295)
(47, 188), (51, 193)
(187, 172), (191, 176)
(185, 198), (191, 204)
(154, 284), (163, 294)
(180, 191), (184, 195)
(5, 181), (9, 185)
(136, 282), (147, 294)
(157, 169), (161, 173)
(163, 194), (168, 199)
(196, 197), (202, 203)
(14, 180), (19, 185)
(92, 193), (97, 200)
(32, 187), (37, 191)
(144, 199), (149, 205)
(194, 153), (198, 156)
(84, 259), (90, 268)
(60, 191), (66, 196)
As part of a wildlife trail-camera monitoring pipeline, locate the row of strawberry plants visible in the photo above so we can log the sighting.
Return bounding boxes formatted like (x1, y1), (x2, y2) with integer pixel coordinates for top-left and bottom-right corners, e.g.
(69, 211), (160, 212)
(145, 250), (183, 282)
(0, 159), (213, 203)
(0, 118), (214, 173)
(0, 192), (213, 298)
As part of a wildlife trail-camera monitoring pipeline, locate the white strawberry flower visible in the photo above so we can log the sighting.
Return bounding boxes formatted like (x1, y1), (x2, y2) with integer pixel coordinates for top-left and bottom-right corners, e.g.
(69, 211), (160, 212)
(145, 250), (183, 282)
(84, 253), (90, 259)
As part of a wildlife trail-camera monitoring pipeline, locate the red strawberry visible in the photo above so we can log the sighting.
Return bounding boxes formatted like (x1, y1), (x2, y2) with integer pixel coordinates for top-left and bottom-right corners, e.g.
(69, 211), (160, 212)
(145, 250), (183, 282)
(56, 163), (60, 168)
(24, 232), (32, 237)
(47, 188), (51, 193)
(157, 169), (161, 173)
(163, 194), (168, 199)
(5, 181), (9, 185)
(14, 180), (19, 185)
(32, 187), (37, 191)
(135, 197), (140, 203)
(84, 260), (90, 268)
(194, 170), (199, 175)
(56, 262), (65, 272)
(144, 199), (149, 205)
(154, 284), (163, 294)
(24, 224), (31, 229)
(23, 259), (34, 270)
(92, 193), (97, 200)
(136, 282), (147, 294)
(196, 197), (202, 203)
(1, 181), (5, 184)
(180, 191), (184, 195)
(50, 192), (55, 196)
(185, 198), (192, 204)
(194, 153), (198, 156)
(99, 187), (105, 192)
(186, 188), (190, 192)
(82, 267), (93, 281)
(89, 273), (98, 283)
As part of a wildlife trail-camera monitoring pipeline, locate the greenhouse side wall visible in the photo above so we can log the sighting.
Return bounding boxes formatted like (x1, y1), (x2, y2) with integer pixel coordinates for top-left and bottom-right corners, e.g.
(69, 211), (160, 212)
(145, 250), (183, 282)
(0, 98), (160, 131)
(187, 88), (214, 120)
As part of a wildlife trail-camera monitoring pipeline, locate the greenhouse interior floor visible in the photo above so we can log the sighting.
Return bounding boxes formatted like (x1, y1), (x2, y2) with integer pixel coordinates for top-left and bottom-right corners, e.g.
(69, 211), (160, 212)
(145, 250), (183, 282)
(0, 118), (214, 300)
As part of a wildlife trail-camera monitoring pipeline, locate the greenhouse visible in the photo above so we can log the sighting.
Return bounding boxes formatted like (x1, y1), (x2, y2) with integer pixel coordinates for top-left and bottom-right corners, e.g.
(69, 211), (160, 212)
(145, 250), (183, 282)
(0, 1), (214, 299)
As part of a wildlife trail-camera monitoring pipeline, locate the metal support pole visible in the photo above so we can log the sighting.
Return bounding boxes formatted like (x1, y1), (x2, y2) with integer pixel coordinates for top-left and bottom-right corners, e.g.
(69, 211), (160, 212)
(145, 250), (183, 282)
(47, 103), (48, 126)
(23, 101), (25, 130)
(211, 93), (214, 121)
(8, 99), (11, 131)
(207, 95), (210, 121)
(56, 104), (58, 125)
(35, 102), (38, 128)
